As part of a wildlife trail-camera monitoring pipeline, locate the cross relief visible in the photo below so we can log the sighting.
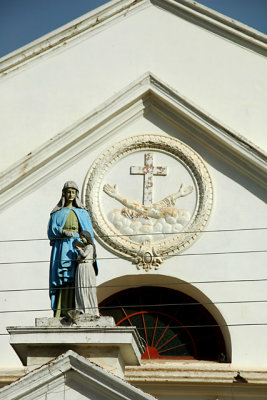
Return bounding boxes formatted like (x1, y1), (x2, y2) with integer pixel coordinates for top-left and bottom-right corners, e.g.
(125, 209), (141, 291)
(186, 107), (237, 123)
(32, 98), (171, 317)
(130, 153), (167, 205)
(87, 134), (212, 271)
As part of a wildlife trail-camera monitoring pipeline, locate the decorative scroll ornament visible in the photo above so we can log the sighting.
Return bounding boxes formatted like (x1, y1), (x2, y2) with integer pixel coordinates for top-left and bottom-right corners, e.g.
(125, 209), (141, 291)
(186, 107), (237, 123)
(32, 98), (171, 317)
(83, 135), (213, 270)
(135, 241), (163, 271)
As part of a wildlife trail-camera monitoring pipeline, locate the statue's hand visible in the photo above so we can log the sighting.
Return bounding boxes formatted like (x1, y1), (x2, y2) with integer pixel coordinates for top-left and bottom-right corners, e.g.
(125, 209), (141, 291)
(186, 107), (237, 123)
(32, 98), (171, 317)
(178, 184), (194, 197)
(62, 229), (73, 238)
(103, 184), (118, 199)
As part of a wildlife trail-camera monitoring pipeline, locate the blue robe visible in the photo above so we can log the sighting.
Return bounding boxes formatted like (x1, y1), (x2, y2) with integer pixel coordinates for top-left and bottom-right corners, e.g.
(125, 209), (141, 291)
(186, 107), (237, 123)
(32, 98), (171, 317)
(48, 207), (98, 311)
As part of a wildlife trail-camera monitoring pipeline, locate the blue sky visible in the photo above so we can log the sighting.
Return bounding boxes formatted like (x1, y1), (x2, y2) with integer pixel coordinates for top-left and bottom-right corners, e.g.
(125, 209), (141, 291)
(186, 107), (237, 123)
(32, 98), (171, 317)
(0, 0), (266, 58)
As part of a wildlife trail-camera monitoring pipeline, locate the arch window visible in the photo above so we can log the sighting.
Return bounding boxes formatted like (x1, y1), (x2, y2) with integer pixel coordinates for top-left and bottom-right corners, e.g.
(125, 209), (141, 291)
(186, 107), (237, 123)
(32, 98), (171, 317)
(100, 286), (227, 361)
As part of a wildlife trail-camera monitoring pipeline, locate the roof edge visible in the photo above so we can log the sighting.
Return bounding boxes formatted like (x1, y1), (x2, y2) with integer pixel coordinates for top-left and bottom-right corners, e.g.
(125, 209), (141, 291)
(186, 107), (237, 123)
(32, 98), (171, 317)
(0, 350), (156, 400)
(0, 0), (147, 75)
(0, 0), (266, 76)
(154, 0), (267, 43)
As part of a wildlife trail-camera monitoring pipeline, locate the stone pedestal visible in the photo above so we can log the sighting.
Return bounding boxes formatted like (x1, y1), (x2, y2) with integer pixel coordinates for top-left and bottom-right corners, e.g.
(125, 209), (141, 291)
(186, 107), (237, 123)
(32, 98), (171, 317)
(7, 316), (144, 378)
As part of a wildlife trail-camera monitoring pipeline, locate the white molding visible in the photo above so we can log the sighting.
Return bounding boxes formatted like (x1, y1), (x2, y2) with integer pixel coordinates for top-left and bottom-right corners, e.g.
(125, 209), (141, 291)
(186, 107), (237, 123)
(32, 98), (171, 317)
(153, 0), (267, 55)
(1, 352), (267, 399)
(0, 350), (156, 400)
(0, 0), (149, 76)
(0, 72), (266, 212)
(0, 0), (266, 76)
(125, 361), (267, 384)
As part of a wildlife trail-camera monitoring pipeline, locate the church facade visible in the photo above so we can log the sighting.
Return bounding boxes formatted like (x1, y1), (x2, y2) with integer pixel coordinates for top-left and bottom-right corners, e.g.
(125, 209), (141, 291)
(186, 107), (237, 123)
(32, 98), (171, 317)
(0, 1), (266, 399)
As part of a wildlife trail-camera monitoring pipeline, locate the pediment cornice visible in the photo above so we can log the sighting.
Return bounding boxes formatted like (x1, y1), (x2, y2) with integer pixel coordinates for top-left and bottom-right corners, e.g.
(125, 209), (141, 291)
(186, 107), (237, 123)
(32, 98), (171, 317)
(0, 350), (156, 400)
(0, 72), (266, 212)
(0, 0), (266, 76)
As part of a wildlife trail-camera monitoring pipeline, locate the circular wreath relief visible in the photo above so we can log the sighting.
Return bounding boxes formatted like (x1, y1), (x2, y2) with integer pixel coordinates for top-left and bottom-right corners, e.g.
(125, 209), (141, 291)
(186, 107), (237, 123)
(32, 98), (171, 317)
(83, 135), (213, 270)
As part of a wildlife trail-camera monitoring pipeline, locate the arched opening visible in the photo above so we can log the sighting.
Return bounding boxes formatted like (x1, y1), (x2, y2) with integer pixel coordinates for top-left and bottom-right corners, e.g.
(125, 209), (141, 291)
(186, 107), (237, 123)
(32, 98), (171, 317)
(100, 286), (227, 361)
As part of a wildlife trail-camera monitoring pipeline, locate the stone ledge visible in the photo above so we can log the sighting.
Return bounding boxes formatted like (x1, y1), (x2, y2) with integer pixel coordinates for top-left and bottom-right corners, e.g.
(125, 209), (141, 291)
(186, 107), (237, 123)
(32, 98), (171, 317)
(0, 368), (26, 388)
(35, 315), (115, 327)
(7, 320), (144, 378)
(125, 360), (267, 385)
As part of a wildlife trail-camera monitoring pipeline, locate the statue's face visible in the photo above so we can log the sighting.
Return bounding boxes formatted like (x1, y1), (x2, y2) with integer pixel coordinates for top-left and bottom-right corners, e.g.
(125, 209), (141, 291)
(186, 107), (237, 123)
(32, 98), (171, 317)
(81, 236), (88, 244)
(64, 188), (77, 202)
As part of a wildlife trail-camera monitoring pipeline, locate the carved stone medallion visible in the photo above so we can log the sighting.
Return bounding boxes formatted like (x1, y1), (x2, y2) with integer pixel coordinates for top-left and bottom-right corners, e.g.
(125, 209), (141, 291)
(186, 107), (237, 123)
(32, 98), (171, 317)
(83, 135), (212, 270)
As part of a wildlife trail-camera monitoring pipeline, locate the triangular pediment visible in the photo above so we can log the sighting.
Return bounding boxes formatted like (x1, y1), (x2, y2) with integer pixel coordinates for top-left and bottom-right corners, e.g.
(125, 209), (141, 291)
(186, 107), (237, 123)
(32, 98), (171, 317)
(0, 350), (156, 400)
(0, 72), (265, 211)
(0, 0), (266, 76)
(0, 72), (266, 212)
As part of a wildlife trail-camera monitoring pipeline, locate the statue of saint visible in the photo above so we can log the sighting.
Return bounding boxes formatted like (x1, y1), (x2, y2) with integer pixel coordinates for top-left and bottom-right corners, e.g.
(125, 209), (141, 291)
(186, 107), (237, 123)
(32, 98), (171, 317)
(48, 181), (98, 318)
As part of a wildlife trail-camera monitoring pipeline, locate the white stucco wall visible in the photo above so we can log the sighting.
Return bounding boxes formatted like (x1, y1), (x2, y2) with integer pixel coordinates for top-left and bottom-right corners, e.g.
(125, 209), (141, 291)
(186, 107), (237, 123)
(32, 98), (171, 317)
(0, 6), (267, 395)
(0, 112), (266, 369)
(0, 2), (266, 172)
